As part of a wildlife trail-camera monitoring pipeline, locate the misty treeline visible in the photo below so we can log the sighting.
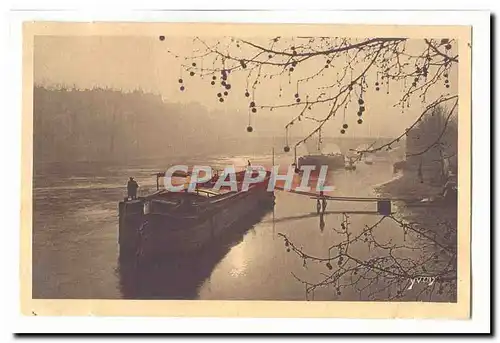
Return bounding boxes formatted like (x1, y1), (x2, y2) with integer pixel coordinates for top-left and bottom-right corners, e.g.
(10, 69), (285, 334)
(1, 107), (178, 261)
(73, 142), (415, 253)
(33, 85), (278, 163)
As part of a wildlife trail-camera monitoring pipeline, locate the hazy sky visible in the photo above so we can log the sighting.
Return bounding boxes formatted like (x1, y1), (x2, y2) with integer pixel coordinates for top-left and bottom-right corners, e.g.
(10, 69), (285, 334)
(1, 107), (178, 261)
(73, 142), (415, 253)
(34, 36), (458, 139)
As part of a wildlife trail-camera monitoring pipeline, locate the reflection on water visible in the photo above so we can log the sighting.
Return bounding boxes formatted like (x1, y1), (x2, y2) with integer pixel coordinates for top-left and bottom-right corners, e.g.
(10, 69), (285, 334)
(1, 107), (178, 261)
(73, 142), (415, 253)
(33, 155), (407, 300)
(118, 209), (270, 299)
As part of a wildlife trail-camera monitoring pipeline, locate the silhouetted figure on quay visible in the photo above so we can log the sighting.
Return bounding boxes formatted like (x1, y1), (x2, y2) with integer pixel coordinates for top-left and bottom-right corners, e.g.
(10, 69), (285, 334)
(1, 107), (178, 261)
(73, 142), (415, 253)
(127, 177), (139, 200)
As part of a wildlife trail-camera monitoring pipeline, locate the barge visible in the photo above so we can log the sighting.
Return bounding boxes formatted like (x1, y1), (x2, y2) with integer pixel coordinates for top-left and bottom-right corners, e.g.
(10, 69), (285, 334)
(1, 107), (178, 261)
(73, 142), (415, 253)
(297, 153), (346, 170)
(118, 169), (275, 259)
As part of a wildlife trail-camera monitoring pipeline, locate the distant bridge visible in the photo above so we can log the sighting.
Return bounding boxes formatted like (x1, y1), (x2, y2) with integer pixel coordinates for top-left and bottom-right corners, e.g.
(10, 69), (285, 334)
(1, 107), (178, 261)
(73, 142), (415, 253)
(308, 137), (403, 155)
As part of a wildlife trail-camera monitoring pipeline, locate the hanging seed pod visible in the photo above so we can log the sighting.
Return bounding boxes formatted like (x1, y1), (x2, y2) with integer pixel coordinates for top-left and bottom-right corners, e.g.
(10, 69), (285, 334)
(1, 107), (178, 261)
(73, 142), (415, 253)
(294, 93), (299, 98)
(159, 35), (165, 41)
(252, 108), (257, 113)
(212, 76), (217, 80)
(340, 129), (346, 134)
(179, 86), (185, 91)
(358, 99), (364, 105)
(246, 126), (253, 132)
(192, 62), (196, 67)
(357, 119), (363, 124)
(225, 84), (231, 90)
(245, 91), (250, 97)
(342, 124), (348, 129)
(223, 91), (228, 96)
(219, 97), (224, 102)
(296, 98), (301, 103)
(211, 81), (215, 85)
(284, 146), (290, 153)
(178, 78), (183, 83)
(289, 67), (295, 72)
(217, 92), (222, 97)
(250, 101), (256, 108)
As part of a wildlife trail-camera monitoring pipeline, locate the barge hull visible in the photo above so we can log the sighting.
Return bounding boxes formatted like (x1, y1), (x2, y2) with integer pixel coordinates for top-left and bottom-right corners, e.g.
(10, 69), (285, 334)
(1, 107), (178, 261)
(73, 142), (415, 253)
(119, 187), (274, 258)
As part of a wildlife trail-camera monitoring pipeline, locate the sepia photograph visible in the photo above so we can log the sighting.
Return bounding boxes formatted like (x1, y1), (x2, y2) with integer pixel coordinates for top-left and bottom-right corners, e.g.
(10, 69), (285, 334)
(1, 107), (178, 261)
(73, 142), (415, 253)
(20, 21), (472, 318)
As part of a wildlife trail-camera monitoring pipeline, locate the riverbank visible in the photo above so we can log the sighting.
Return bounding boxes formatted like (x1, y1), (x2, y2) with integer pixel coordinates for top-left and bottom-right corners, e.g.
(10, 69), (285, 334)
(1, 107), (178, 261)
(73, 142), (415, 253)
(374, 171), (457, 227)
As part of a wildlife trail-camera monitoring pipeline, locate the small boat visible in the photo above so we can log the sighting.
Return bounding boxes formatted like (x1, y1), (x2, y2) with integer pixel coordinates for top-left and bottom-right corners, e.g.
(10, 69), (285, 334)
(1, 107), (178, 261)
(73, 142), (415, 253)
(344, 156), (358, 171)
(118, 169), (275, 259)
(344, 163), (357, 171)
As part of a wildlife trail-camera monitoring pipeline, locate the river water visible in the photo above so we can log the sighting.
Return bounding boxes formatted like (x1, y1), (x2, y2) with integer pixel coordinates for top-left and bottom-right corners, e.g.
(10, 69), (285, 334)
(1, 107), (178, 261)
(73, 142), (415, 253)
(33, 153), (422, 301)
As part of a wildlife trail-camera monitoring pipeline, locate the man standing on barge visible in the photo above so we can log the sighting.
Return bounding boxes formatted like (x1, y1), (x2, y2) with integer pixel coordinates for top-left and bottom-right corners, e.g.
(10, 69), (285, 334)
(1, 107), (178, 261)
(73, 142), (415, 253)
(127, 177), (139, 200)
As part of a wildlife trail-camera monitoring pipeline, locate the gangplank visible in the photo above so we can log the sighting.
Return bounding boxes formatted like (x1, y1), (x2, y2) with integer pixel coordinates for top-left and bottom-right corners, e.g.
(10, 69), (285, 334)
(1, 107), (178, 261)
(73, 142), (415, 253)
(274, 186), (422, 216)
